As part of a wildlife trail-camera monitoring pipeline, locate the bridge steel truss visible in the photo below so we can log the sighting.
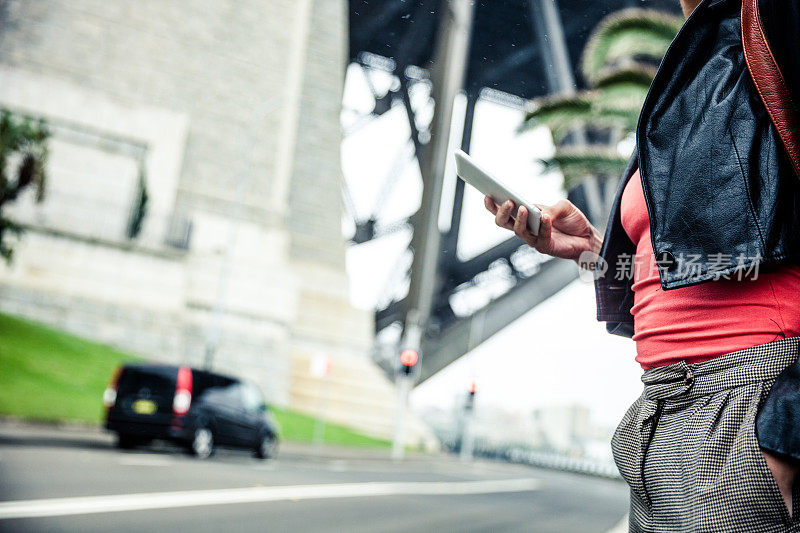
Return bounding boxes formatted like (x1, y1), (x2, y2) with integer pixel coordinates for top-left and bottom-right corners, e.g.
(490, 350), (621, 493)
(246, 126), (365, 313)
(345, 0), (678, 382)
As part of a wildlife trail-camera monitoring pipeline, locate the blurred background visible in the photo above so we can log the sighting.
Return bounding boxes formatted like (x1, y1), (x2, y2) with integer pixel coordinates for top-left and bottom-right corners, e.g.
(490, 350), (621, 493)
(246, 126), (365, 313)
(0, 0), (683, 531)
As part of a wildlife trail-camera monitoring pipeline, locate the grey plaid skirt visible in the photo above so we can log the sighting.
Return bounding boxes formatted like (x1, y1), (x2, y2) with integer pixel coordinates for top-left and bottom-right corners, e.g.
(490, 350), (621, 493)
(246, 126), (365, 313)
(611, 336), (800, 532)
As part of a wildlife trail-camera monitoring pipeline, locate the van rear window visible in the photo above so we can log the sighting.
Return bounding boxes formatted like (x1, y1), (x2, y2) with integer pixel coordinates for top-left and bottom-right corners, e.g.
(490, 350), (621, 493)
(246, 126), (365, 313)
(117, 367), (177, 397)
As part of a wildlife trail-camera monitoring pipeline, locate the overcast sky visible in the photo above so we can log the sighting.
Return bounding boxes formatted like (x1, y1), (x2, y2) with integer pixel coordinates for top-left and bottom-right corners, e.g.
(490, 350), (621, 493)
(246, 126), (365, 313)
(340, 66), (643, 428)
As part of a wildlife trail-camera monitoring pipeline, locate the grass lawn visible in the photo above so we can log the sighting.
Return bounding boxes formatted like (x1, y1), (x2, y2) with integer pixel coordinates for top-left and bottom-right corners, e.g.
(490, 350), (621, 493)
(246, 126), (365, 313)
(0, 313), (389, 447)
(270, 407), (390, 448)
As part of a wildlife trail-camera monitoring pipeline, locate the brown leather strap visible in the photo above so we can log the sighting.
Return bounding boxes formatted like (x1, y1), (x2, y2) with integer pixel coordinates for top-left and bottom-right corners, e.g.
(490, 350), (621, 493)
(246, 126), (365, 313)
(741, 0), (800, 178)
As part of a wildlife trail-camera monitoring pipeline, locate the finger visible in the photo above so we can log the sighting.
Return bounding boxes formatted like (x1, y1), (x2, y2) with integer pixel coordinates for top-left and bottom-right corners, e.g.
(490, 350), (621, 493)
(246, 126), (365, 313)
(484, 196), (499, 215)
(535, 212), (553, 254)
(541, 199), (577, 221)
(495, 200), (515, 230)
(514, 206), (535, 243)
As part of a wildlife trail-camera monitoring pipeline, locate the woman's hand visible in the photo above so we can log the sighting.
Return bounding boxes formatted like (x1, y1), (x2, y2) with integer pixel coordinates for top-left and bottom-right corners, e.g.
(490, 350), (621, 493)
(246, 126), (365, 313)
(483, 197), (603, 265)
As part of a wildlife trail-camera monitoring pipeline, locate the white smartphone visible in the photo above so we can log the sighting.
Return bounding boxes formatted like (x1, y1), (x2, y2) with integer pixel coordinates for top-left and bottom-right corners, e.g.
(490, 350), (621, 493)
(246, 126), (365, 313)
(454, 149), (542, 235)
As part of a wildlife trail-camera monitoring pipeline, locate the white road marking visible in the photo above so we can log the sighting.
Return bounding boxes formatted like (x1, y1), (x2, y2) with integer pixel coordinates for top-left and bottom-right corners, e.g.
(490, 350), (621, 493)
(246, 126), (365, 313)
(0, 478), (541, 519)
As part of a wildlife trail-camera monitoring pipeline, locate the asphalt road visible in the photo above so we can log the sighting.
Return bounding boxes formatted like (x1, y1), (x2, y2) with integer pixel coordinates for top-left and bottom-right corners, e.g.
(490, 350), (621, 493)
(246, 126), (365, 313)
(0, 423), (629, 533)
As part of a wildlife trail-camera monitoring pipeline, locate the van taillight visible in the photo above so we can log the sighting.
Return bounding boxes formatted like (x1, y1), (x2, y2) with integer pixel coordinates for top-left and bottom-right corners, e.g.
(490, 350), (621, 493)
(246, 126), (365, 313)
(173, 366), (193, 415)
(103, 367), (122, 408)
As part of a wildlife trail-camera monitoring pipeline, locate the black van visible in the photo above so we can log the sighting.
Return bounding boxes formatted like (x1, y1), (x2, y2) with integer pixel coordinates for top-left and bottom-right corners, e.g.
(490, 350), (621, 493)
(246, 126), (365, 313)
(103, 364), (279, 459)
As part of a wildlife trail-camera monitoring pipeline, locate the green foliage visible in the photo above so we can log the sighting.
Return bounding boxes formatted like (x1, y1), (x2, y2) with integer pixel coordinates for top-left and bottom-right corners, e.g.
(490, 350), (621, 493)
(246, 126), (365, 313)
(0, 109), (49, 261)
(522, 9), (682, 193)
(581, 9), (684, 85)
(271, 407), (391, 448)
(540, 148), (630, 190)
(523, 81), (648, 143)
(521, 93), (594, 143)
(126, 169), (148, 239)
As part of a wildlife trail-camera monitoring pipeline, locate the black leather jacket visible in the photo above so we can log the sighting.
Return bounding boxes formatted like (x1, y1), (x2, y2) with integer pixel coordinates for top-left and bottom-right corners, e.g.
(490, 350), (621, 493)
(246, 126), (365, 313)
(595, 0), (800, 338)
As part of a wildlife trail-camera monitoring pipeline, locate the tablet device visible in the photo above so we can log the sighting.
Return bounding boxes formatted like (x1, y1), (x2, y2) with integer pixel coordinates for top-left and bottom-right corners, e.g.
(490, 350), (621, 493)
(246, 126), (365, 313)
(454, 149), (541, 235)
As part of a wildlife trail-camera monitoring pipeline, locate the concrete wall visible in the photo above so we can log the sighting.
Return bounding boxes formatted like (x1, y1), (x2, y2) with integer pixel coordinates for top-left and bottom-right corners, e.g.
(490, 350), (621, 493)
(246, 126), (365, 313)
(0, 0), (434, 445)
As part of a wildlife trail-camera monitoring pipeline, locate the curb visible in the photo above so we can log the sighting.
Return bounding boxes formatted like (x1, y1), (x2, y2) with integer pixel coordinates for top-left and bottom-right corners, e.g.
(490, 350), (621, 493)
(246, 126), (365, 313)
(0, 418), (443, 463)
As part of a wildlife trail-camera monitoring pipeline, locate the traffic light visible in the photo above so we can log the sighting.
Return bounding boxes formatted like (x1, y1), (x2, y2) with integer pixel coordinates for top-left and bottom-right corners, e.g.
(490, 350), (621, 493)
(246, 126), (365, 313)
(400, 349), (419, 375)
(466, 381), (476, 410)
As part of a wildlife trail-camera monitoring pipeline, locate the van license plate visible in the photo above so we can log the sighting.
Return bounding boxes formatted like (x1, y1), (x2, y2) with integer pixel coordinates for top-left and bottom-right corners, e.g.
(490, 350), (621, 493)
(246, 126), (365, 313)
(132, 399), (157, 415)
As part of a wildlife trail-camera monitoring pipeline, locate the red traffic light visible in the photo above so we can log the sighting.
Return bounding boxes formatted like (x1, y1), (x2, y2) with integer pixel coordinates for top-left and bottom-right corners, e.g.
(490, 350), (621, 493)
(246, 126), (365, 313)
(400, 349), (419, 367)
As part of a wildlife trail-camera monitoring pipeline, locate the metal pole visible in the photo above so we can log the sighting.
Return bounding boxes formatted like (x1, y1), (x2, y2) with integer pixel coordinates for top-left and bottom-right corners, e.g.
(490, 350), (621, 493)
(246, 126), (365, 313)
(534, 0), (576, 94)
(391, 373), (413, 460)
(313, 374), (331, 448)
(530, 0), (604, 224)
(403, 0), (475, 363)
(393, 0), (475, 460)
(459, 412), (474, 462)
(459, 386), (476, 462)
(393, 313), (422, 461)
(442, 91), (478, 260)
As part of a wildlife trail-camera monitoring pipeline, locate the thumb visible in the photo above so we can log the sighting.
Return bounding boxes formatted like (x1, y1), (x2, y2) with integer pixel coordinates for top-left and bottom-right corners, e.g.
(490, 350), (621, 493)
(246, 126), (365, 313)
(535, 212), (553, 254)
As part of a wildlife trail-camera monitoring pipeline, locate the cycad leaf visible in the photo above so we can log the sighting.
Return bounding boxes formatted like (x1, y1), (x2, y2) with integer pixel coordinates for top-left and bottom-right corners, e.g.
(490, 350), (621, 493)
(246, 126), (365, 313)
(541, 148), (629, 190)
(581, 9), (683, 85)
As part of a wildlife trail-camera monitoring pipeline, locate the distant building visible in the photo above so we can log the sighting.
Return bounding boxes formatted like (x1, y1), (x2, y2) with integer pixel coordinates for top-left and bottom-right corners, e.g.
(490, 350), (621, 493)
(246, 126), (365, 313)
(421, 400), (609, 457)
(0, 0), (432, 444)
(531, 404), (592, 454)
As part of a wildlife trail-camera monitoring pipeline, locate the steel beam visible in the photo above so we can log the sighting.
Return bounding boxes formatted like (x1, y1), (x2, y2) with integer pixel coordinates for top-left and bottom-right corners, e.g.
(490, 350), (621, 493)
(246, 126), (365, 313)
(418, 258), (578, 381)
(441, 91), (478, 261)
(446, 237), (524, 288)
(530, 0), (604, 225)
(402, 0), (475, 359)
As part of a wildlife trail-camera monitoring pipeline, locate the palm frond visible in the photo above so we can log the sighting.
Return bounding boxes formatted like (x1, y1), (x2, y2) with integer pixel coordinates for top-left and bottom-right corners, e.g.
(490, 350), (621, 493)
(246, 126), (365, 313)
(521, 92), (594, 132)
(519, 8), (679, 196)
(541, 148), (629, 190)
(594, 63), (657, 89)
(522, 80), (646, 141)
(581, 9), (683, 85)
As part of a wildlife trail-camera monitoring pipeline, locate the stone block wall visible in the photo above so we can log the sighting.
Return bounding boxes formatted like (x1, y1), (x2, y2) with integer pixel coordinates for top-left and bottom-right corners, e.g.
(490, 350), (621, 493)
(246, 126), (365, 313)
(0, 0), (435, 445)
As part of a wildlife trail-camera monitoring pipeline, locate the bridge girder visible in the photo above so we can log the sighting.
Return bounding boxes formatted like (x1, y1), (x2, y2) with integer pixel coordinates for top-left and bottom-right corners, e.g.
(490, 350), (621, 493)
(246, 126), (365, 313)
(345, 0), (680, 382)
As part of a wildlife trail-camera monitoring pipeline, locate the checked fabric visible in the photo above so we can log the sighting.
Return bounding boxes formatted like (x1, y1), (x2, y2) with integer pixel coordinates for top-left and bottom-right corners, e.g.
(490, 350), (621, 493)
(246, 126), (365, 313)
(612, 336), (800, 532)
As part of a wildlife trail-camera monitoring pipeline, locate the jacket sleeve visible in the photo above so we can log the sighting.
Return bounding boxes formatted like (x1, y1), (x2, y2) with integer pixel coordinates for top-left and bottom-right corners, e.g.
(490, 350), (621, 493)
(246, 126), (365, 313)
(759, 0), (800, 109)
(606, 321), (634, 339)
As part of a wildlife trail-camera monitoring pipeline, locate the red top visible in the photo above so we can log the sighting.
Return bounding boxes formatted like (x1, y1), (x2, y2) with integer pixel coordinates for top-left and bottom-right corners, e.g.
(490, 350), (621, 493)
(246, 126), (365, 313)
(620, 169), (800, 369)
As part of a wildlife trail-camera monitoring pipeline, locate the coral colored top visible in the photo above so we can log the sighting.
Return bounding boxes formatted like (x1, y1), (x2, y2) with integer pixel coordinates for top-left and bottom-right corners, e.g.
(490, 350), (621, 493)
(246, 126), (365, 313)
(620, 169), (800, 369)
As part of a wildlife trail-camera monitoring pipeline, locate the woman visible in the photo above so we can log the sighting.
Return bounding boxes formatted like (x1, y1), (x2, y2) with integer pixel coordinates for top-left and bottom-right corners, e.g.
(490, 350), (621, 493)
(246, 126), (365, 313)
(485, 0), (800, 530)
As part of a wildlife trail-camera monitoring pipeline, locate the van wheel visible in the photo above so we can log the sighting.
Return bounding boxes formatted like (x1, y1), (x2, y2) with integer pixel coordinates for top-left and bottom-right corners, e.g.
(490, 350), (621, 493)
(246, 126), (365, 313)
(255, 434), (277, 460)
(190, 427), (214, 459)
